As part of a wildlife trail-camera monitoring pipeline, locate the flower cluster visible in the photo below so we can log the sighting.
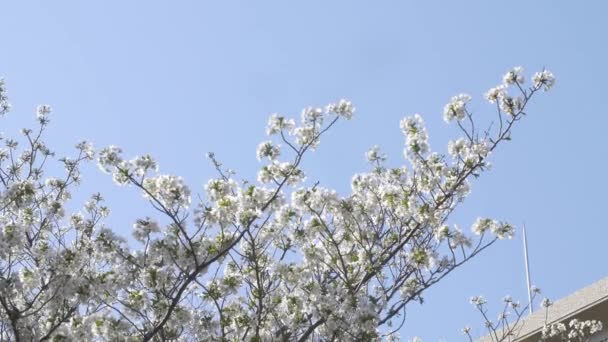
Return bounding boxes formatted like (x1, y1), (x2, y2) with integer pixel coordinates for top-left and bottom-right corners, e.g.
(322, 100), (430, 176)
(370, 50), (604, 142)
(143, 174), (191, 209)
(0, 78), (10, 116)
(443, 93), (471, 122)
(326, 99), (355, 119)
(266, 99), (353, 150)
(132, 217), (161, 242)
(98, 145), (124, 173)
(366, 145), (387, 163)
(256, 140), (281, 161)
(471, 217), (514, 239)
(503, 66), (525, 85)
(266, 114), (295, 135)
(400, 114), (430, 158)
(542, 319), (603, 342)
(482, 66), (553, 119)
(533, 70), (556, 91)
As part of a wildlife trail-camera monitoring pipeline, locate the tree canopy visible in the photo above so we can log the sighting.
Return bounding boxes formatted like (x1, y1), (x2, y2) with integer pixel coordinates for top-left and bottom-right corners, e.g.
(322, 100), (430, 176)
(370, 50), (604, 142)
(0, 69), (576, 341)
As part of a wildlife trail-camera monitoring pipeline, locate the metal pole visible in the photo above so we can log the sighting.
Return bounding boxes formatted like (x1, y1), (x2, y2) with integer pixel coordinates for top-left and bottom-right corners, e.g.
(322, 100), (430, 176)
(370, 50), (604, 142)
(523, 223), (533, 315)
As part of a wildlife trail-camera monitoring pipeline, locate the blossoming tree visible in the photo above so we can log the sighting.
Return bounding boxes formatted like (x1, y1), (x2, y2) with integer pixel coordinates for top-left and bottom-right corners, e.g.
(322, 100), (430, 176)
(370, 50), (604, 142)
(0, 68), (561, 341)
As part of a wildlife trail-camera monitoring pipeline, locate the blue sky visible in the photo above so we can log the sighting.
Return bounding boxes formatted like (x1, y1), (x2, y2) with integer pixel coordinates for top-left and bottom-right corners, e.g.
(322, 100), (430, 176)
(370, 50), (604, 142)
(2, 1), (607, 340)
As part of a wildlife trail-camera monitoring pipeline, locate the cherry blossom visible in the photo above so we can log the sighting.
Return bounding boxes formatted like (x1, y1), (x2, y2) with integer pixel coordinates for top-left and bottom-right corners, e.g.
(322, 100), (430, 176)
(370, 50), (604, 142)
(0, 68), (578, 342)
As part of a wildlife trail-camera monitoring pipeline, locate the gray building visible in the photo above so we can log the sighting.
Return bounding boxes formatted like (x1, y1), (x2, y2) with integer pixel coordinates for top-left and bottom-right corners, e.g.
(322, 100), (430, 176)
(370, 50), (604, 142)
(478, 277), (608, 342)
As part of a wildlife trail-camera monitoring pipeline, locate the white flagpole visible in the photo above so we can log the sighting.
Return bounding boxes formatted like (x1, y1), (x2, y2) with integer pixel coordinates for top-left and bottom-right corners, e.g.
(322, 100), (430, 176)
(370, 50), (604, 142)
(523, 223), (533, 315)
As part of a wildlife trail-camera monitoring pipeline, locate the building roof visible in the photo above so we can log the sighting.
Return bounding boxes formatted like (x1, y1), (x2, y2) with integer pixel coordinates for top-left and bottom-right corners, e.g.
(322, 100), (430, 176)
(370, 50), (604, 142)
(477, 276), (608, 342)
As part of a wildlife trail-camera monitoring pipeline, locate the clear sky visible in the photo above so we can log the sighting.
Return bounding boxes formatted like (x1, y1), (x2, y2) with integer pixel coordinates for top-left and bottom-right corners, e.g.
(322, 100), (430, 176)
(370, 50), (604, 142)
(1, 1), (607, 340)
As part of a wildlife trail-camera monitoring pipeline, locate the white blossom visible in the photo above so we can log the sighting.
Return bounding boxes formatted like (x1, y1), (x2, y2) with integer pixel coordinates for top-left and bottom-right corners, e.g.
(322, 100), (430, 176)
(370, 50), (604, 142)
(533, 70), (556, 91)
(132, 217), (161, 242)
(256, 140), (281, 161)
(36, 104), (52, 120)
(443, 93), (471, 122)
(366, 145), (387, 163)
(130, 154), (158, 177)
(470, 295), (487, 306)
(401, 114), (430, 157)
(0, 68), (565, 342)
(500, 95), (523, 117)
(471, 217), (493, 235)
(266, 114), (295, 135)
(326, 99), (355, 119)
(503, 66), (525, 85)
(76, 141), (95, 160)
(143, 174), (191, 208)
(98, 145), (123, 173)
(485, 84), (507, 103)
(301, 106), (323, 123)
(0, 79), (11, 116)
